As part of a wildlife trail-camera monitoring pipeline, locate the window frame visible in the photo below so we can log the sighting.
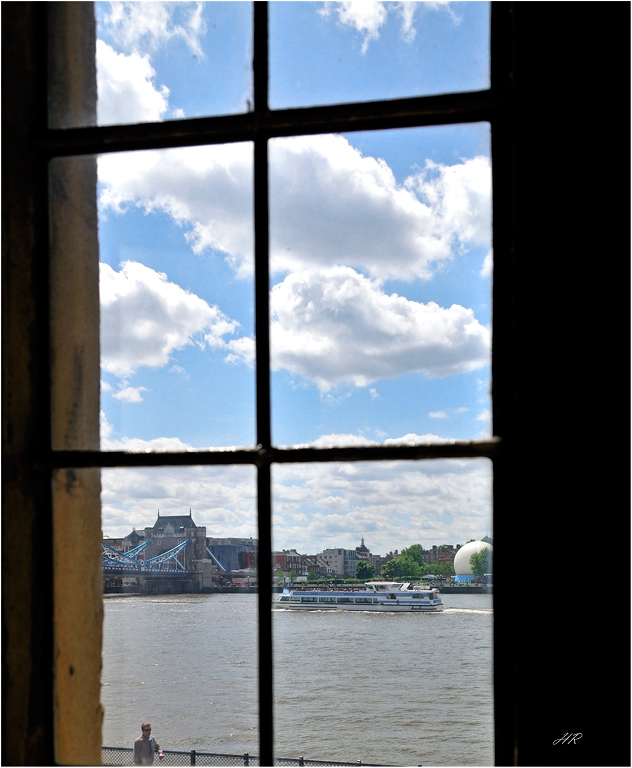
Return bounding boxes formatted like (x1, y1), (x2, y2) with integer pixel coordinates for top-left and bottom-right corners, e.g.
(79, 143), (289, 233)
(49, 3), (506, 764)
(6, 3), (628, 766)
(5, 2), (518, 765)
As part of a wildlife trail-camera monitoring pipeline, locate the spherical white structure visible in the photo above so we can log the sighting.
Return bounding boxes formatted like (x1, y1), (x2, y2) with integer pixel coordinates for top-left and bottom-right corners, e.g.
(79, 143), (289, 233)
(454, 541), (493, 575)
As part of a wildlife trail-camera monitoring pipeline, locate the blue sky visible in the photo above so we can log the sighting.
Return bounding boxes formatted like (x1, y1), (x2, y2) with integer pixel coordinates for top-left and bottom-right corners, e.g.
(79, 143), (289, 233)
(96, 1), (492, 555)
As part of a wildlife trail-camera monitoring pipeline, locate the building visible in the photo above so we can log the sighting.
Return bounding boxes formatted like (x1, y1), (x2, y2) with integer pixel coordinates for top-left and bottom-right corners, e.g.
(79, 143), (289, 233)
(207, 536), (258, 573)
(422, 544), (461, 566)
(320, 547), (359, 578)
(143, 511), (207, 568)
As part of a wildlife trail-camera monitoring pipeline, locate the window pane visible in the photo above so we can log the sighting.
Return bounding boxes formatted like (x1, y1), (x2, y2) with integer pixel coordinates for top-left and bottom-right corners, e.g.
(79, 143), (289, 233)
(98, 144), (255, 450)
(101, 466), (259, 756)
(272, 458), (493, 766)
(270, 1), (490, 109)
(95, 1), (252, 127)
(269, 124), (491, 447)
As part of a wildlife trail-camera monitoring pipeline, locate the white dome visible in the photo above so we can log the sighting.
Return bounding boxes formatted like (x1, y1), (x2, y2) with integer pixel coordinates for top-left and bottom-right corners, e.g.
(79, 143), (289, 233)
(454, 541), (493, 575)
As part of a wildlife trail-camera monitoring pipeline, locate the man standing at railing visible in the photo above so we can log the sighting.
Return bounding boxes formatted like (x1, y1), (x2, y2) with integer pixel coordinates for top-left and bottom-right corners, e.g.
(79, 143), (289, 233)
(133, 723), (165, 765)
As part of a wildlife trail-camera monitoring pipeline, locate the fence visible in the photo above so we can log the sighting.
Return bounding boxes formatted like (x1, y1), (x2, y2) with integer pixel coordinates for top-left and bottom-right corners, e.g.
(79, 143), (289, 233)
(102, 746), (386, 767)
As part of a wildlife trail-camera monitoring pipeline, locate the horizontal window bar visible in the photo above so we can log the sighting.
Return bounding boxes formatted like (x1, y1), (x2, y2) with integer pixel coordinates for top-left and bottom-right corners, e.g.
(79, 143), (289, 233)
(39, 89), (499, 158)
(44, 438), (501, 469)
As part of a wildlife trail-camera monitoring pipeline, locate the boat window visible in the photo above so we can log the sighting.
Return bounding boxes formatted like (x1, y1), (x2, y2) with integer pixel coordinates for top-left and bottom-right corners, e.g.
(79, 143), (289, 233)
(336, 597), (354, 604)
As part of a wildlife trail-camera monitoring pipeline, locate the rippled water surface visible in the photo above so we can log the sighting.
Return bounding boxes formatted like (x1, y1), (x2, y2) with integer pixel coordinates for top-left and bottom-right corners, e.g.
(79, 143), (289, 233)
(102, 593), (493, 766)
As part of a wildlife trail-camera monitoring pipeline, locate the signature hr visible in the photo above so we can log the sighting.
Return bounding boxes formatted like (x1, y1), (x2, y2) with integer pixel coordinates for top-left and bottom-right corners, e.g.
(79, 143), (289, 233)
(553, 733), (583, 745)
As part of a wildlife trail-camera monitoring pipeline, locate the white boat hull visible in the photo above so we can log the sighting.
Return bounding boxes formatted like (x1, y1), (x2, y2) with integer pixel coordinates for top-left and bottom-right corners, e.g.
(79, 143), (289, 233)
(273, 601), (443, 612)
(273, 581), (444, 612)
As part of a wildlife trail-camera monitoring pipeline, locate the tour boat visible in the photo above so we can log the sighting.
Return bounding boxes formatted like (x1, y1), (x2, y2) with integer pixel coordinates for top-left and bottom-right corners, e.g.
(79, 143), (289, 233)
(273, 581), (444, 612)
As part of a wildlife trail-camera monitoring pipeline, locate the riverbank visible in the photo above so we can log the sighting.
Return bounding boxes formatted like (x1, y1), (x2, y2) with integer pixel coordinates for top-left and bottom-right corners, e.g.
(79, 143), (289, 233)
(103, 584), (492, 596)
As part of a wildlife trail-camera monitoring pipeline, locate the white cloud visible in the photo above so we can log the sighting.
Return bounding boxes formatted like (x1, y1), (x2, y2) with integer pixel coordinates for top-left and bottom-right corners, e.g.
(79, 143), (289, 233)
(113, 385), (148, 403)
(481, 249), (493, 277)
(102, 1), (206, 57)
(270, 265), (490, 391)
(96, 40), (170, 125)
(405, 155), (492, 250)
(99, 432), (491, 552)
(98, 146), (254, 274)
(97, 139), (490, 393)
(270, 135), (463, 281)
(224, 337), (256, 367)
(272, 453), (492, 553)
(319, 2), (459, 52)
(100, 260), (242, 378)
(101, 462), (258, 539)
(320, 1), (388, 53)
(430, 411), (448, 419)
(98, 137), (490, 283)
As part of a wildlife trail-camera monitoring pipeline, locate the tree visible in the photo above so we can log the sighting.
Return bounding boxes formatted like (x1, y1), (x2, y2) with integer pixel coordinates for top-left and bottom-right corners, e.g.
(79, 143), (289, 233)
(400, 544), (425, 567)
(470, 547), (493, 577)
(289, 568), (297, 583)
(356, 561), (375, 580)
(307, 569), (317, 581)
(380, 554), (421, 580)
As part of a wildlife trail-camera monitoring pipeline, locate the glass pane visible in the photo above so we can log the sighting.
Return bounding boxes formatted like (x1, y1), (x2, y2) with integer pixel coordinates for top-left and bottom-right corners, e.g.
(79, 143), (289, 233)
(269, 124), (491, 447)
(272, 458), (493, 766)
(98, 143), (255, 450)
(95, 1), (252, 126)
(101, 466), (259, 758)
(270, 1), (490, 109)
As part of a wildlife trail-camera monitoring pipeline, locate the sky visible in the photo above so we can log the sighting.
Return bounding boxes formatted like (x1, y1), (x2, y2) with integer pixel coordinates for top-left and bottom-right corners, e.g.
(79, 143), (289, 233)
(95, 1), (493, 556)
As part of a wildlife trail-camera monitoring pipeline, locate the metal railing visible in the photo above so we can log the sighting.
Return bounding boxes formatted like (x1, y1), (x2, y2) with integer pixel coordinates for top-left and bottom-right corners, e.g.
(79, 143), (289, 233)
(102, 746), (386, 767)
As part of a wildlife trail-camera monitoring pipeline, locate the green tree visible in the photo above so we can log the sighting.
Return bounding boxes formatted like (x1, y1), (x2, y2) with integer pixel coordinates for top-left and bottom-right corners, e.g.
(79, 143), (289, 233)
(356, 561), (375, 580)
(470, 547), (493, 577)
(289, 568), (297, 583)
(400, 544), (425, 567)
(308, 569), (317, 581)
(381, 554), (421, 580)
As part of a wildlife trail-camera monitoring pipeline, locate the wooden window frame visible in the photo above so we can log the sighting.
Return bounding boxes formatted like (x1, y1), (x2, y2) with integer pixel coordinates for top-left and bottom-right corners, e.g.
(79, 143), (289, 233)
(3, 3), (630, 766)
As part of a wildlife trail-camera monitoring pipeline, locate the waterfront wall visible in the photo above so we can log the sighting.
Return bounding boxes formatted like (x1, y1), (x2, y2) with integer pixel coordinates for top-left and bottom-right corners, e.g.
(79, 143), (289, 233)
(104, 585), (492, 596)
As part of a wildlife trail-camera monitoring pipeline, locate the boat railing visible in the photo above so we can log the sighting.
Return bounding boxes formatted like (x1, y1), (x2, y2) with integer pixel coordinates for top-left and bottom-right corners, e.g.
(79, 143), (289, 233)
(102, 746), (388, 766)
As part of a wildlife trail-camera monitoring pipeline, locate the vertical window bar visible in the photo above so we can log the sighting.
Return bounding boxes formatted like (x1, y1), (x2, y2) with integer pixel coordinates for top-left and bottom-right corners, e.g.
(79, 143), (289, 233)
(252, 4), (273, 766)
(490, 4), (514, 765)
(253, 1), (271, 451)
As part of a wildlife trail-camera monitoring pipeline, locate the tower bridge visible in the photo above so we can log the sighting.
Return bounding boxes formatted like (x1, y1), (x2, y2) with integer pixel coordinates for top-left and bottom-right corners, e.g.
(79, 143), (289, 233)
(103, 512), (256, 594)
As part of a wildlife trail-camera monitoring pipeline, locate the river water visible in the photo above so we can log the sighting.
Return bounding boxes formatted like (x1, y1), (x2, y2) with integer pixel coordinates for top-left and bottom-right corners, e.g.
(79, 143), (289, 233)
(102, 593), (493, 766)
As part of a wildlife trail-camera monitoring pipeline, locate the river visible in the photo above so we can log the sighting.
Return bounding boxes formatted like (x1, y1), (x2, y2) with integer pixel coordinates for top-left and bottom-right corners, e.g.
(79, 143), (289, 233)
(102, 593), (493, 766)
